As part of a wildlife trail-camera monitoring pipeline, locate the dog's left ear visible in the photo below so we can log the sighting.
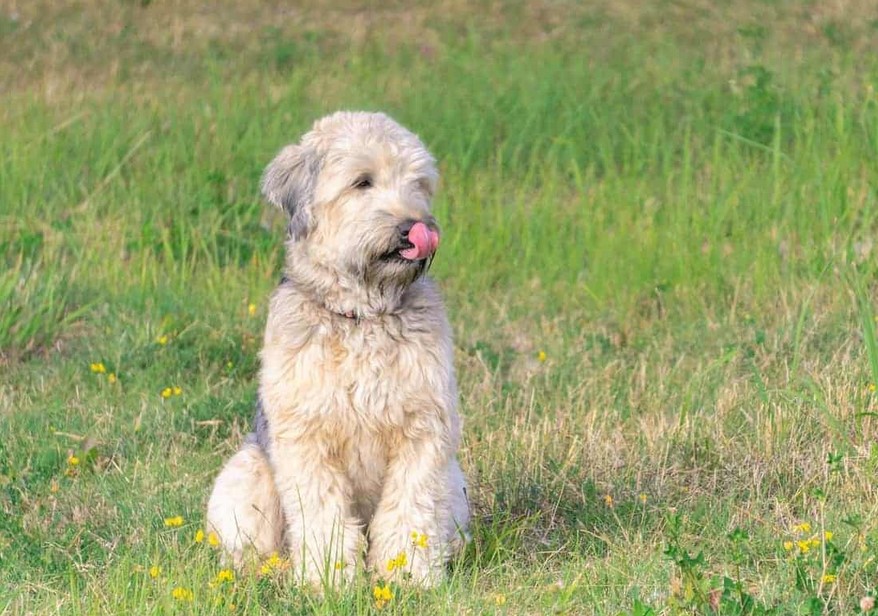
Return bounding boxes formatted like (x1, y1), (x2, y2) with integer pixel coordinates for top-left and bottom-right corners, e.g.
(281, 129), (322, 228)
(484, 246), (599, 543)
(261, 144), (320, 240)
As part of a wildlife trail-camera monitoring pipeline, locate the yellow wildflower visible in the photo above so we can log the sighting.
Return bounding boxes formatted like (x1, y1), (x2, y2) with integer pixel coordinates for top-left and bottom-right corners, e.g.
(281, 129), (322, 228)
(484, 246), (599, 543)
(248, 303), (257, 317)
(107, 373), (117, 384)
(259, 552), (289, 575)
(638, 493), (647, 504)
(160, 387), (173, 399)
(824, 531), (833, 541)
(90, 362), (106, 374)
(67, 455), (80, 467)
(164, 515), (184, 527)
(603, 494), (614, 508)
(173, 386), (182, 396)
(156, 334), (169, 346)
(215, 569), (234, 583)
(194, 529), (205, 543)
(822, 573), (837, 584)
(783, 541), (793, 551)
(537, 350), (547, 362)
(334, 561), (345, 570)
(373, 584), (393, 609)
(793, 522), (811, 534)
(171, 587), (194, 602)
(870, 384), (877, 393)
(411, 531), (428, 548)
(809, 538), (820, 548)
(149, 565), (161, 579)
(208, 531), (221, 547)
(387, 551), (408, 572)
(796, 540), (811, 553)
(495, 594), (507, 606)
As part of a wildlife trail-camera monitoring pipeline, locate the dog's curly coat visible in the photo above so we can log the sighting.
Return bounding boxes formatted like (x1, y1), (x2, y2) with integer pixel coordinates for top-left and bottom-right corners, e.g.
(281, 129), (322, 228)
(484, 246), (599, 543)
(206, 111), (469, 588)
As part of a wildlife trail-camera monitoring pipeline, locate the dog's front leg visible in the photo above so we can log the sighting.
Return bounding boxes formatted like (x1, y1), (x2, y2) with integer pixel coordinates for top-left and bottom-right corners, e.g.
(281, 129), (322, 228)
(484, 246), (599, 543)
(367, 439), (453, 587)
(271, 440), (362, 589)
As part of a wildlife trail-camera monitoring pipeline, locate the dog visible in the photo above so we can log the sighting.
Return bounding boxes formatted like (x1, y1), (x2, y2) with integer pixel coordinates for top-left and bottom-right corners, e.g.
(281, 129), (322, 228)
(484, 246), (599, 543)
(206, 111), (469, 589)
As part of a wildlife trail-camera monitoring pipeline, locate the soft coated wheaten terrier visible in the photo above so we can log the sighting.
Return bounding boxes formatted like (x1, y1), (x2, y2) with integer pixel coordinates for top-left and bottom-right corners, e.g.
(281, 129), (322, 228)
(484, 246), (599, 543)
(206, 111), (469, 589)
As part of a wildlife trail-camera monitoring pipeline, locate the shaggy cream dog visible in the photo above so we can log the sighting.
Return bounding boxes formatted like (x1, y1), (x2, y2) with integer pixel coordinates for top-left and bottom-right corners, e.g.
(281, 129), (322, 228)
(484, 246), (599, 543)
(206, 111), (469, 589)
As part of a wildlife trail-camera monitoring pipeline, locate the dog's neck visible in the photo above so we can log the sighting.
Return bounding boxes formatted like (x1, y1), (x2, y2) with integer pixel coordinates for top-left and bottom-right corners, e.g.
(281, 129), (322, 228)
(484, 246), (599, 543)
(283, 249), (412, 321)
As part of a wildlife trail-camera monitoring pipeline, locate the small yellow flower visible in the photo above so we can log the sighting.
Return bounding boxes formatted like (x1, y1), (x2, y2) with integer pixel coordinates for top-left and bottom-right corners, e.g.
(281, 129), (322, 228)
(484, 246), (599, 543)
(411, 531), (428, 548)
(248, 303), (257, 317)
(171, 586), (194, 602)
(537, 350), (547, 362)
(259, 552), (288, 575)
(822, 573), (837, 584)
(793, 522), (811, 534)
(796, 540), (811, 553)
(67, 455), (80, 467)
(148, 565), (161, 579)
(387, 551), (408, 572)
(163, 515), (184, 527)
(809, 537), (820, 548)
(603, 494), (614, 508)
(869, 383), (877, 393)
(107, 373), (117, 384)
(783, 541), (793, 551)
(824, 531), (833, 541)
(208, 531), (221, 547)
(495, 593), (507, 605)
(90, 362), (106, 374)
(373, 584), (393, 609)
(194, 529), (205, 543)
(334, 561), (345, 570)
(215, 569), (234, 583)
(172, 386), (182, 396)
(638, 493), (647, 504)
(160, 387), (173, 399)
(156, 334), (169, 346)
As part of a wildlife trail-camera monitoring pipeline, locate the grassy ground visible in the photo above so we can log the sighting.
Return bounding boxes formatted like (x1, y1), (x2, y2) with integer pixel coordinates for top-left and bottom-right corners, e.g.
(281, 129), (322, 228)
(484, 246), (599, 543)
(3, 0), (878, 613)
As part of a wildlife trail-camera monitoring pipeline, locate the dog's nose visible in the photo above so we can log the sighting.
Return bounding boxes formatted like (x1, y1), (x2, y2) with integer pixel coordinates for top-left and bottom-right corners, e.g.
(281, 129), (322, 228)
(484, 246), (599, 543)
(397, 220), (417, 238)
(397, 221), (413, 238)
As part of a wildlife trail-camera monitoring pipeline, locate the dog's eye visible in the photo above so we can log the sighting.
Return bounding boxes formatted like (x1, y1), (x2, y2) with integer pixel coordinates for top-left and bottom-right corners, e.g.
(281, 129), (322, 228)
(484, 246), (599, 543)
(353, 176), (373, 189)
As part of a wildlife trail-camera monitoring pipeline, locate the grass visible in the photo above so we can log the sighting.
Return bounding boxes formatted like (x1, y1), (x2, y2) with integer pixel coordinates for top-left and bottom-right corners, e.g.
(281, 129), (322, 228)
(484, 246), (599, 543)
(2, 0), (878, 613)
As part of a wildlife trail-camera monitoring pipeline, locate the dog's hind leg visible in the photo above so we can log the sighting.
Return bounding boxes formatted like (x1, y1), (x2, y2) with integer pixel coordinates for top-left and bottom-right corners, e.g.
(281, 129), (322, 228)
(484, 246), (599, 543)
(206, 439), (283, 567)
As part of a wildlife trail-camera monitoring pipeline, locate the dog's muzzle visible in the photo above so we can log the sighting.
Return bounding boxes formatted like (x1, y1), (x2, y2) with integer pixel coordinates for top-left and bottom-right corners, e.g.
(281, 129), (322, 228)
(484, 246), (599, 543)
(396, 220), (439, 261)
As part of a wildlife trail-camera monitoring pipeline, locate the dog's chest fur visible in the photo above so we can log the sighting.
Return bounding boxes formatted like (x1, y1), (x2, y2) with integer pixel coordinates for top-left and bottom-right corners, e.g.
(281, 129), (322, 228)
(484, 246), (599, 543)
(258, 279), (455, 516)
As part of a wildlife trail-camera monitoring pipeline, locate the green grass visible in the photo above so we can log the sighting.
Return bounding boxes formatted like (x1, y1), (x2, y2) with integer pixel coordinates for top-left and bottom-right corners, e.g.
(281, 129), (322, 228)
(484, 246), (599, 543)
(3, 0), (878, 613)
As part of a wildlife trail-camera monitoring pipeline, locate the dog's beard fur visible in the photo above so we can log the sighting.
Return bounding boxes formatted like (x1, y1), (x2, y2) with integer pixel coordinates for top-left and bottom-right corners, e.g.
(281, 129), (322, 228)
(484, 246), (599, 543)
(284, 226), (432, 318)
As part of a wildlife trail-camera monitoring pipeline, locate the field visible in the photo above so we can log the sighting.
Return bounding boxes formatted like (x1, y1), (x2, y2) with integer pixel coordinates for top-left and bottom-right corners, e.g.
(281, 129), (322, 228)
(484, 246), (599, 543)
(3, 1), (878, 613)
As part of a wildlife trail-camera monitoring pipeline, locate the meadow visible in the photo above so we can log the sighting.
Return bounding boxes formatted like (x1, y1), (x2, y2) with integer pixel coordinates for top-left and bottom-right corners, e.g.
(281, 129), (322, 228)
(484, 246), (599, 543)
(2, 1), (878, 613)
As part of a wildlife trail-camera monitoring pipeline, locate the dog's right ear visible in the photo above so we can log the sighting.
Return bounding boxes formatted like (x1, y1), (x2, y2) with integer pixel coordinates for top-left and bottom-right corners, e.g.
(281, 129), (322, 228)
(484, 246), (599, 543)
(261, 144), (320, 240)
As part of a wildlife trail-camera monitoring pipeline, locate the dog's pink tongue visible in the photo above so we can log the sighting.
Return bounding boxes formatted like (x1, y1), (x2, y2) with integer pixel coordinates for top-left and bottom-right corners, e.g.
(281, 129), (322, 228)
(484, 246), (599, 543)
(400, 222), (439, 260)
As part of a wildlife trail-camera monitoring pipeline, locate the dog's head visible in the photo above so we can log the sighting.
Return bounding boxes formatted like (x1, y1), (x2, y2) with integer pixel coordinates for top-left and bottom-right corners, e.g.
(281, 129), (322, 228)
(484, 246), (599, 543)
(262, 112), (440, 291)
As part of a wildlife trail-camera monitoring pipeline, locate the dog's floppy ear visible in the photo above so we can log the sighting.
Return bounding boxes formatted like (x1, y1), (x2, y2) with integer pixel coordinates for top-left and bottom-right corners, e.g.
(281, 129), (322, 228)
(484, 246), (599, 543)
(261, 144), (320, 240)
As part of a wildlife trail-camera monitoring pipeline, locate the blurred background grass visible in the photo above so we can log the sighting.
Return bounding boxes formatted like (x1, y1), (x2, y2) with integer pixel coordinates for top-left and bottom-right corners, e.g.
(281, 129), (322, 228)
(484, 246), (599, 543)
(2, 1), (878, 613)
